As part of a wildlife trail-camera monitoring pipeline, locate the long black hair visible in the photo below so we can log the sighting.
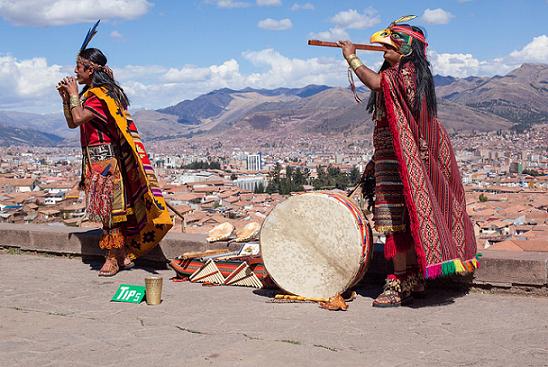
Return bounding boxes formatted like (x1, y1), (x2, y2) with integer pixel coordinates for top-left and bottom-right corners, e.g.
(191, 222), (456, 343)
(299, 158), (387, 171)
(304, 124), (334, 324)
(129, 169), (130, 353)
(367, 26), (437, 118)
(79, 48), (130, 109)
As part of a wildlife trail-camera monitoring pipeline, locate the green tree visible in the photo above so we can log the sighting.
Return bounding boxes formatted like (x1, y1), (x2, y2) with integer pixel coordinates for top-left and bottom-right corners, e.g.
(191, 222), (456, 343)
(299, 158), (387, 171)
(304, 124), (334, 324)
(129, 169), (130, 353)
(479, 193), (488, 202)
(349, 166), (360, 185)
(183, 161), (221, 169)
(269, 162), (282, 193)
(293, 168), (306, 190)
(265, 182), (275, 194)
(255, 182), (265, 193)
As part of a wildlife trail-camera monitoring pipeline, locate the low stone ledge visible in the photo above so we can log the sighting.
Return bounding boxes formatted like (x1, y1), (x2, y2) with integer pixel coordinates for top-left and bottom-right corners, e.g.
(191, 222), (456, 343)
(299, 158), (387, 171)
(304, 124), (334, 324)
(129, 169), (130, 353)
(1, 224), (547, 289)
(475, 250), (548, 287)
(0, 223), (227, 264)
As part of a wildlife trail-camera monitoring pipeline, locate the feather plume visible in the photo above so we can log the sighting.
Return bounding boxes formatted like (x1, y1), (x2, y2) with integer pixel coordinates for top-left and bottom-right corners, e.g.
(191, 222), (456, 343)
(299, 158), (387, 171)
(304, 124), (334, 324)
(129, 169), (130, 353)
(79, 20), (100, 53)
(391, 15), (416, 26)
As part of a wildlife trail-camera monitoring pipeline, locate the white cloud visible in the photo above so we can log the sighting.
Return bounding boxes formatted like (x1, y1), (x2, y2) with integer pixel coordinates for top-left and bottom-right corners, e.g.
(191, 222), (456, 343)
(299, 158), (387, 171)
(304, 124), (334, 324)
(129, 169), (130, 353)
(312, 7), (379, 42)
(509, 35), (548, 63)
(114, 65), (168, 83)
(421, 8), (454, 25)
(309, 27), (349, 41)
(241, 49), (346, 88)
(429, 51), (516, 77)
(0, 0), (151, 26)
(429, 52), (480, 76)
(206, 0), (250, 8)
(291, 2), (314, 11)
(163, 66), (211, 83)
(110, 31), (123, 40)
(429, 34), (548, 77)
(330, 8), (381, 29)
(258, 18), (293, 31)
(0, 55), (66, 111)
(256, 0), (281, 6)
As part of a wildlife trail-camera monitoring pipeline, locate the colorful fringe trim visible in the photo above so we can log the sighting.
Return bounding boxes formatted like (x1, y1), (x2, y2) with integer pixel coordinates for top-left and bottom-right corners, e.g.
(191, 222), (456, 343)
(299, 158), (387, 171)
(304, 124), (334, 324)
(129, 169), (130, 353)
(98, 228), (125, 250)
(425, 254), (482, 279)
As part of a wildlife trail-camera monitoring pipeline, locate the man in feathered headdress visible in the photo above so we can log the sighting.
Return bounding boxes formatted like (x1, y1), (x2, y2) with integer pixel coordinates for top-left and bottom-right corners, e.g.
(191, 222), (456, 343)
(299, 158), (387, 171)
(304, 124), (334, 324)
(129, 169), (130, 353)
(338, 16), (478, 307)
(57, 21), (172, 276)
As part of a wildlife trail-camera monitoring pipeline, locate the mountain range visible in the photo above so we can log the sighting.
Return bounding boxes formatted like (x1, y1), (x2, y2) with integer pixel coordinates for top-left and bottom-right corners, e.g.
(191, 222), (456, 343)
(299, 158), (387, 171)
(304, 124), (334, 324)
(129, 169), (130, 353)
(0, 63), (546, 146)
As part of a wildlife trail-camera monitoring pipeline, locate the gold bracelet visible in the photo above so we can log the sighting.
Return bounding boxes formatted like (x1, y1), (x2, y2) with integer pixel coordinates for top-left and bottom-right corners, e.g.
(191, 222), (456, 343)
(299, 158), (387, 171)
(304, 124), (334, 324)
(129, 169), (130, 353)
(349, 57), (364, 71)
(69, 95), (80, 110)
(346, 53), (357, 59)
(345, 53), (357, 62)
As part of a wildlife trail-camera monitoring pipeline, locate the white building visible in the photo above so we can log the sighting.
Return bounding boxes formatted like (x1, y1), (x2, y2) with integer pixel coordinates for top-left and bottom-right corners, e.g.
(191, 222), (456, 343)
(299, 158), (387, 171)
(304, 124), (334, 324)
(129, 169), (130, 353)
(234, 174), (267, 192)
(246, 153), (262, 172)
(176, 171), (215, 184)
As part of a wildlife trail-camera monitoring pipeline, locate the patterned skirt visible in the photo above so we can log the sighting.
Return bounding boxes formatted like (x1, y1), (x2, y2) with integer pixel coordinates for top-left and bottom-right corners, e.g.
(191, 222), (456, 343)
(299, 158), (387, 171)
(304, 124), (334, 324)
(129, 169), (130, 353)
(84, 144), (127, 249)
(373, 120), (406, 234)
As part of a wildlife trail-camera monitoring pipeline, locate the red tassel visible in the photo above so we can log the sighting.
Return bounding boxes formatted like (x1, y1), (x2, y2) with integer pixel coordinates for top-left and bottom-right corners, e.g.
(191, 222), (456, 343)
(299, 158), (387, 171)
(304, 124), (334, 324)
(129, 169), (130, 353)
(384, 233), (397, 260)
(384, 230), (414, 260)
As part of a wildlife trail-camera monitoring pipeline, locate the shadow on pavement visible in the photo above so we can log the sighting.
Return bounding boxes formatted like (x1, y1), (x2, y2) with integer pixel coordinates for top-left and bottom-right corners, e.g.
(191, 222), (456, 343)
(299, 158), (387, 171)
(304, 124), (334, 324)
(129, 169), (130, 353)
(82, 257), (165, 275)
(252, 288), (281, 298)
(354, 277), (472, 308)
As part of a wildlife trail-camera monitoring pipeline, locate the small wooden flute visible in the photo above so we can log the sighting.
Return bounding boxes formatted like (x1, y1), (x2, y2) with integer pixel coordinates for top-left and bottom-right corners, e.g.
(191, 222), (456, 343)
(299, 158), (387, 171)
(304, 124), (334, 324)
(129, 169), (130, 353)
(308, 40), (388, 52)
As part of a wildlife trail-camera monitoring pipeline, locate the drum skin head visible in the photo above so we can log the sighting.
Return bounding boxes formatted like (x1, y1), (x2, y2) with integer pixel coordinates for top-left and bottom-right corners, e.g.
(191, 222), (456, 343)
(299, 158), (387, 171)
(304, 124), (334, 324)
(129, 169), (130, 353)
(260, 193), (364, 299)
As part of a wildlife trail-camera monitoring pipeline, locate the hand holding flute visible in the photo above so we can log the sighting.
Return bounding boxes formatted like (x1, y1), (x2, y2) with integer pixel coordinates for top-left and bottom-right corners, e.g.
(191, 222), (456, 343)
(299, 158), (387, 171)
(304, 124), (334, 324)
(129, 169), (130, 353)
(308, 38), (387, 93)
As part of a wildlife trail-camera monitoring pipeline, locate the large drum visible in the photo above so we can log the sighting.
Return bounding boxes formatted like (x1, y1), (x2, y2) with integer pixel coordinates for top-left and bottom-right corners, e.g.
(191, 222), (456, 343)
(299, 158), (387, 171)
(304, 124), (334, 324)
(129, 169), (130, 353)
(260, 192), (373, 299)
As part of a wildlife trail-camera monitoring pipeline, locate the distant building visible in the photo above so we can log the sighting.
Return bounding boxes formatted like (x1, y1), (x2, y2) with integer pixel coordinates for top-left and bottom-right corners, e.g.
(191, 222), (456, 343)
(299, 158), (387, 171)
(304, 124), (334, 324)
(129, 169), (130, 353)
(177, 171), (215, 184)
(234, 174), (267, 192)
(246, 153), (262, 171)
(509, 161), (523, 174)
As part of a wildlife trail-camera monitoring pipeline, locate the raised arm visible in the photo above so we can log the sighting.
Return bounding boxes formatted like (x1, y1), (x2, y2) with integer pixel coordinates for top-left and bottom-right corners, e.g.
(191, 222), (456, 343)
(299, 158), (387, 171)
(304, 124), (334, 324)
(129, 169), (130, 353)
(57, 76), (95, 129)
(57, 80), (75, 128)
(337, 40), (381, 91)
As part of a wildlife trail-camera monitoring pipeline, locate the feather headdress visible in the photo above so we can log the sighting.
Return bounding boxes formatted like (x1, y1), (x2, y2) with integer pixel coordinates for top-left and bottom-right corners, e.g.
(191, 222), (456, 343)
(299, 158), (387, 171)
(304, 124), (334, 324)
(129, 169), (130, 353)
(79, 20), (100, 53)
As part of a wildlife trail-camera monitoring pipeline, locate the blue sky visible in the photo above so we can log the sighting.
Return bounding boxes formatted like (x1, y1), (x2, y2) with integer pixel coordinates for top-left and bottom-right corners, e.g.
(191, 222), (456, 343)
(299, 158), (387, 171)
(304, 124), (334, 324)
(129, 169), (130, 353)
(0, 0), (546, 113)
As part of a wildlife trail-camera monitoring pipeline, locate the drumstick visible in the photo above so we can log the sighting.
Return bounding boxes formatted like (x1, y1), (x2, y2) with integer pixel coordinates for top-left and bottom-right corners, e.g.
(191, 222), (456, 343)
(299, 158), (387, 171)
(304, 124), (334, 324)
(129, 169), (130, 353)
(177, 248), (231, 260)
(274, 294), (329, 303)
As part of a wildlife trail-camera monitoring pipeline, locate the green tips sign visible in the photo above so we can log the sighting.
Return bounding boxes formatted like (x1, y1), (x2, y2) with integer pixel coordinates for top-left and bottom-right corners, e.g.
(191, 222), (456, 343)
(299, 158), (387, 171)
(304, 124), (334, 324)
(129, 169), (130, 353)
(111, 284), (146, 304)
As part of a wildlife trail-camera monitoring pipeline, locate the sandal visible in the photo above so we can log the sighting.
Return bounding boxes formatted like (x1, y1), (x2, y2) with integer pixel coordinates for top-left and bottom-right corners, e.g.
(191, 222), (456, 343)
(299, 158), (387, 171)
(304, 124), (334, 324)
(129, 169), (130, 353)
(407, 267), (426, 298)
(119, 255), (135, 270)
(372, 275), (412, 308)
(98, 256), (119, 277)
(114, 247), (135, 270)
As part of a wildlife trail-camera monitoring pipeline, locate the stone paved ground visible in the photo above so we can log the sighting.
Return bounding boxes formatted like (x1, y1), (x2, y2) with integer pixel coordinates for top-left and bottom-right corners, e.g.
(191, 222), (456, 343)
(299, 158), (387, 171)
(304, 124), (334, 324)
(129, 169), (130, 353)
(1, 252), (547, 367)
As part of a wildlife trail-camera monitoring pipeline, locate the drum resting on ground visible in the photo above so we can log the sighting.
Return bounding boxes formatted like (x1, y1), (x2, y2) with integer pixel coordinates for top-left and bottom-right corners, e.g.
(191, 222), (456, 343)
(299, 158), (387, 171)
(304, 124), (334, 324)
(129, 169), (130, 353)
(260, 192), (373, 299)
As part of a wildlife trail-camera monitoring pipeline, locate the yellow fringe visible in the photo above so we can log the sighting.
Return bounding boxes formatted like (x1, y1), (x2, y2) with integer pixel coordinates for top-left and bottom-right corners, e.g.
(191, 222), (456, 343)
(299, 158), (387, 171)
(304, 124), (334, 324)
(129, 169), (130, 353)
(454, 259), (466, 273)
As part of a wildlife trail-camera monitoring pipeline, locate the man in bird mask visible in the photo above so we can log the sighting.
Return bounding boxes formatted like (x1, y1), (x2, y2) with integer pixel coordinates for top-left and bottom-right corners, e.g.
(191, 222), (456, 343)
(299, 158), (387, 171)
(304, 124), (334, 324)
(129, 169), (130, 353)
(338, 16), (478, 307)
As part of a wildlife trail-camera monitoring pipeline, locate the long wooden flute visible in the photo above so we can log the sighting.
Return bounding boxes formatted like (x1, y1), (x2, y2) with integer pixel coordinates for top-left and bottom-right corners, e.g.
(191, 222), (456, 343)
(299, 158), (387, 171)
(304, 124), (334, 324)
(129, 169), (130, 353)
(308, 40), (388, 52)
